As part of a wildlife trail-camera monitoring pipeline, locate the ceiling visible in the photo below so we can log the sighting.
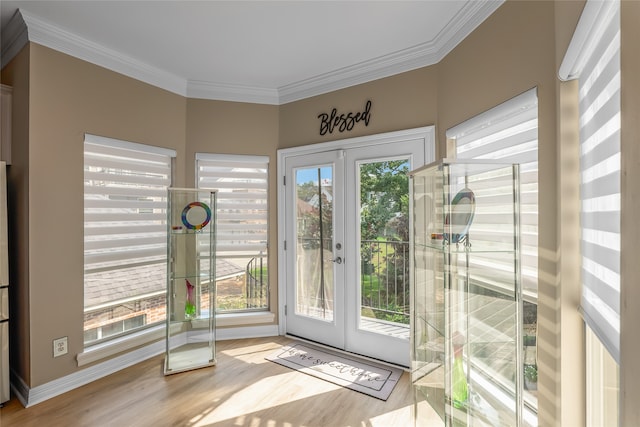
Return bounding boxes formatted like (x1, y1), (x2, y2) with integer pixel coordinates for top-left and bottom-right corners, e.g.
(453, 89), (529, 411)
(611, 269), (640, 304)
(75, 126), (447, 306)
(0, 1), (503, 104)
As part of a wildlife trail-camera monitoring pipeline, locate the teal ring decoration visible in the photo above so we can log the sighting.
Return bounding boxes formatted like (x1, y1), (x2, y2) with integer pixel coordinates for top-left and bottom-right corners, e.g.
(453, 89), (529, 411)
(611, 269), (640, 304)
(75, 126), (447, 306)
(181, 201), (211, 230)
(444, 188), (476, 244)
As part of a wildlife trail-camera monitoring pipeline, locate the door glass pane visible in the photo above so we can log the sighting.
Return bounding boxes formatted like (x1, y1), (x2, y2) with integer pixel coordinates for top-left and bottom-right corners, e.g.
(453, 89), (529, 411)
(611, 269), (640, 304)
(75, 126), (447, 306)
(295, 167), (334, 321)
(359, 160), (411, 336)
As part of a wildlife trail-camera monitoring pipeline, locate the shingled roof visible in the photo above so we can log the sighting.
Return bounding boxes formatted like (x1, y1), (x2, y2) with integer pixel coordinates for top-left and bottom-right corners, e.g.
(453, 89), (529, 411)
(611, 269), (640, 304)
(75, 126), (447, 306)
(84, 258), (244, 310)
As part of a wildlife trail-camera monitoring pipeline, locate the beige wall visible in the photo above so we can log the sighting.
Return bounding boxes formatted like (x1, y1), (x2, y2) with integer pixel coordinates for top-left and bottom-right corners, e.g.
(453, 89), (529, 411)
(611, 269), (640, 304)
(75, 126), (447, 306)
(186, 99), (280, 319)
(620, 0), (640, 424)
(1, 45), (31, 386)
(3, 44), (188, 386)
(6, 2), (637, 423)
(279, 66), (439, 150)
(437, 2), (572, 423)
(554, 1), (586, 426)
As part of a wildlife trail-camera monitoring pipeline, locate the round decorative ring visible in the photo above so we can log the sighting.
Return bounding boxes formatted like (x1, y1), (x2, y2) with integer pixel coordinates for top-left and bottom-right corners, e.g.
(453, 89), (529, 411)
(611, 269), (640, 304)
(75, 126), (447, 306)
(181, 201), (211, 230)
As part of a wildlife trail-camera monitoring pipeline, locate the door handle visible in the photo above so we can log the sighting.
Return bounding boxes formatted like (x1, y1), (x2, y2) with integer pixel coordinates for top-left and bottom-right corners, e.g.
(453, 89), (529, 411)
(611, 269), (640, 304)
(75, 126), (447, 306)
(332, 257), (343, 264)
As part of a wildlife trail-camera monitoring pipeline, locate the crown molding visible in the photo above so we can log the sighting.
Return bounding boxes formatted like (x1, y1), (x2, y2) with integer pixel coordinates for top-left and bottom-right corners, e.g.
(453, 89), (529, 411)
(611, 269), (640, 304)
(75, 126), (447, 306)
(436, 0), (504, 59)
(2, 1), (504, 105)
(187, 80), (280, 105)
(7, 10), (188, 96)
(278, 40), (442, 104)
(1, 10), (29, 69)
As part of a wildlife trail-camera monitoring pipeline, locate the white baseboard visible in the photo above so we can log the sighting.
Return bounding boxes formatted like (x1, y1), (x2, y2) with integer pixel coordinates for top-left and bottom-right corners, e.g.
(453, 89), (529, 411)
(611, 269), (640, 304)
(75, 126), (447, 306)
(217, 324), (279, 340)
(11, 325), (279, 407)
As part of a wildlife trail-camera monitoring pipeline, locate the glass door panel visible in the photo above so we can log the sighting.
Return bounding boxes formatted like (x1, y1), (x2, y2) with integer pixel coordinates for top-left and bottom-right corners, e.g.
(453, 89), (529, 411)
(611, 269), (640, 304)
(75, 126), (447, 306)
(344, 139), (429, 367)
(295, 167), (335, 321)
(358, 159), (411, 334)
(284, 151), (345, 349)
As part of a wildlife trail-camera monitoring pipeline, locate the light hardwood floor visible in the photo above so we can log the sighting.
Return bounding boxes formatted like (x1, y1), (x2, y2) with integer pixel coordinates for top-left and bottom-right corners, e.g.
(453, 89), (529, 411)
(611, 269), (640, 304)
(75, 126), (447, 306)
(0, 336), (443, 427)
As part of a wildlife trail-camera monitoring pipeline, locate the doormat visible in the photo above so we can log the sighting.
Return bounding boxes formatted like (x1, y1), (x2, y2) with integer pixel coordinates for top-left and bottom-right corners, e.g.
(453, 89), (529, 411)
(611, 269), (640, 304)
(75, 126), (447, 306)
(265, 342), (402, 401)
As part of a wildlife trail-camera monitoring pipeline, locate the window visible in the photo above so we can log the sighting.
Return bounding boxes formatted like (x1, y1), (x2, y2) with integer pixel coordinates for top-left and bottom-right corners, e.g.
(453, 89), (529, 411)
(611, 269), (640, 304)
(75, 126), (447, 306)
(447, 88), (539, 411)
(448, 88), (539, 304)
(561, 0), (621, 363)
(196, 154), (269, 311)
(560, 0), (621, 422)
(84, 314), (146, 343)
(83, 134), (175, 346)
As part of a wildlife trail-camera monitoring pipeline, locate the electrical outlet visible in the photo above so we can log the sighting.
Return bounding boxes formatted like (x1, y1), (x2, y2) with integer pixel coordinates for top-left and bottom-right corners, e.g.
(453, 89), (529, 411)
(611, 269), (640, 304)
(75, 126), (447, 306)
(53, 336), (68, 358)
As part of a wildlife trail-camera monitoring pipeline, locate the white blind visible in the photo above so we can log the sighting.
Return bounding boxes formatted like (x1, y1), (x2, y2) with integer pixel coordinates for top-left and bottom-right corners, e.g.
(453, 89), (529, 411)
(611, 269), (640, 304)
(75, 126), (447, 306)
(448, 89), (539, 301)
(196, 154), (269, 259)
(561, 0), (620, 362)
(83, 135), (174, 274)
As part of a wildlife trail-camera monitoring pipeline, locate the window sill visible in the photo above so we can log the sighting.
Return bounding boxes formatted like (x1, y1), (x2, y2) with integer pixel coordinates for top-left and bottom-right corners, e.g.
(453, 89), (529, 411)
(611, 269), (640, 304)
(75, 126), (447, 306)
(217, 311), (275, 327)
(77, 324), (165, 367)
(77, 311), (276, 367)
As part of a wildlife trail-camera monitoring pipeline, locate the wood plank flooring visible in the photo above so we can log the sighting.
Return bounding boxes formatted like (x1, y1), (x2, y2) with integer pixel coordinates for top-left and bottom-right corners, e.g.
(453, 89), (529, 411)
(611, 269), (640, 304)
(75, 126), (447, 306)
(0, 336), (443, 427)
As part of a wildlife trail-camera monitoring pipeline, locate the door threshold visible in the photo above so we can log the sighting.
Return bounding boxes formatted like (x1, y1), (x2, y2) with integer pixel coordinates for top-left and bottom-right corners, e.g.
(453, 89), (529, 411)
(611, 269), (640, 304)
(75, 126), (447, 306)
(284, 333), (409, 371)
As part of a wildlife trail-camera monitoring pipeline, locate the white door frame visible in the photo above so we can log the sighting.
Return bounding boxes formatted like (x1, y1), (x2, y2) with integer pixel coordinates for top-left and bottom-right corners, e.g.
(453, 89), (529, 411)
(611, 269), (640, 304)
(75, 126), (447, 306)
(277, 126), (436, 342)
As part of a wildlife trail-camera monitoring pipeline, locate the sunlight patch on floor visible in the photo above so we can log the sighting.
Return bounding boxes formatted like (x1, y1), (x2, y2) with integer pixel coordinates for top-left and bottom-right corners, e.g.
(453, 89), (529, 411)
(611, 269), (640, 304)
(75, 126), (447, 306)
(367, 404), (412, 427)
(220, 341), (282, 358)
(191, 371), (339, 426)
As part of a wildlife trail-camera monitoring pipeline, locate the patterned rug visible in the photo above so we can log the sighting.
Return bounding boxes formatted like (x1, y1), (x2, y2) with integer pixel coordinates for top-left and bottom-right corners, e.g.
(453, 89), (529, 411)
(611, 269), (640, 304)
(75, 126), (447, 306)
(265, 342), (403, 400)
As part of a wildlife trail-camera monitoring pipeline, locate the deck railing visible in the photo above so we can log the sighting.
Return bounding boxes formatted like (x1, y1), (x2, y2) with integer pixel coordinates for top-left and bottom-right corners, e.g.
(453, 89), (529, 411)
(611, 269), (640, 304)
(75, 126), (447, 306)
(360, 238), (410, 325)
(246, 253), (268, 308)
(289, 237), (410, 324)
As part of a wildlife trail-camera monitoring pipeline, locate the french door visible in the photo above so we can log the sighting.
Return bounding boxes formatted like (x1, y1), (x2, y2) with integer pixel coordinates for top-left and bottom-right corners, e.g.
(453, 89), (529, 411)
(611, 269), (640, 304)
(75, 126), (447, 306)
(278, 127), (434, 366)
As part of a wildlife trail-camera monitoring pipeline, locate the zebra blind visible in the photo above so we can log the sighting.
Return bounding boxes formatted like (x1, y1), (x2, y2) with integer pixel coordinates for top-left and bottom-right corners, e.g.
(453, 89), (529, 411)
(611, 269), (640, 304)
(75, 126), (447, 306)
(447, 89), (539, 301)
(196, 154), (269, 260)
(560, 0), (620, 362)
(84, 135), (174, 275)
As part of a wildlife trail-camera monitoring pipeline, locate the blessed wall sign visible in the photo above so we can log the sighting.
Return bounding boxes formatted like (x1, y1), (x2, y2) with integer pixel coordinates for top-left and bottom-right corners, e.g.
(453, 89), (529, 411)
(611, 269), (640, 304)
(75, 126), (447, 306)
(318, 100), (372, 136)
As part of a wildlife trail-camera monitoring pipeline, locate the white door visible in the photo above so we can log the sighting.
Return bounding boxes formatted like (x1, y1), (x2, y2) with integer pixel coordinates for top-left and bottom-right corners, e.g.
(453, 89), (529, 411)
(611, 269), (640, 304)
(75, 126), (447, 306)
(284, 150), (346, 349)
(280, 127), (434, 366)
